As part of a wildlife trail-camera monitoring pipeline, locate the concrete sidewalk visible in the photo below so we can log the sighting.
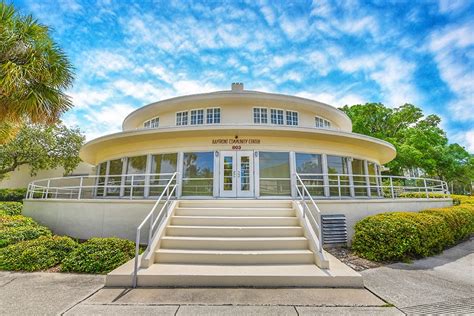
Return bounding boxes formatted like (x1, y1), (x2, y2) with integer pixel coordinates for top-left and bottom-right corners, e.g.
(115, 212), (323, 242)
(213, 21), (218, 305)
(362, 237), (474, 315)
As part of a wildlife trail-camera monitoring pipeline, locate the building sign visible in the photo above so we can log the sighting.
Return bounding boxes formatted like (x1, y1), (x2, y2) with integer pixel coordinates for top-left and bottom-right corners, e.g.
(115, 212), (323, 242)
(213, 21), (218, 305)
(212, 138), (261, 150)
(212, 138), (261, 145)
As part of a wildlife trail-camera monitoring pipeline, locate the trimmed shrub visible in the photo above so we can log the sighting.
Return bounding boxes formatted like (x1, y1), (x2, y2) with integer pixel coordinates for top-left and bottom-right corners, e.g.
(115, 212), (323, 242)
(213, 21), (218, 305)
(421, 205), (474, 243)
(0, 188), (27, 202)
(0, 202), (22, 216)
(399, 192), (473, 206)
(352, 212), (450, 262)
(0, 236), (78, 271)
(0, 215), (52, 247)
(62, 237), (135, 274)
(352, 205), (474, 262)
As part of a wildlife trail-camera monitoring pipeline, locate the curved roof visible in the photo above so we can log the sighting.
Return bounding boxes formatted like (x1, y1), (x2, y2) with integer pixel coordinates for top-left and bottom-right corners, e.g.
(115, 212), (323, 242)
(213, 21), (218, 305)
(122, 89), (353, 132)
(80, 125), (396, 165)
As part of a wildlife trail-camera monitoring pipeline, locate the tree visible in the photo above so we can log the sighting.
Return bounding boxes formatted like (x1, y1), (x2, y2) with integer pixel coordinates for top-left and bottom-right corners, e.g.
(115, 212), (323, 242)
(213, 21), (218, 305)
(0, 124), (84, 179)
(0, 2), (74, 143)
(340, 103), (474, 194)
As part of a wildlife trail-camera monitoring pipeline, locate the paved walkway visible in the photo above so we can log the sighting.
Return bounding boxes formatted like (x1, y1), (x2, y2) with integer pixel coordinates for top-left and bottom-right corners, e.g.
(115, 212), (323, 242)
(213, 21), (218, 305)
(1, 238), (472, 315)
(362, 237), (474, 315)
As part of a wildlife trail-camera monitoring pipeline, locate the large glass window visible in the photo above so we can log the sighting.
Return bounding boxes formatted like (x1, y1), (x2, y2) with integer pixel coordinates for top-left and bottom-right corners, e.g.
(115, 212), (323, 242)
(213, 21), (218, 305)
(253, 108), (268, 124)
(124, 155), (147, 197)
(107, 159), (124, 196)
(96, 161), (107, 196)
(295, 153), (323, 196)
(352, 159), (368, 196)
(176, 111), (188, 126)
(259, 152), (290, 196)
(182, 152), (214, 196)
(190, 109), (204, 125)
(367, 162), (380, 196)
(270, 109), (284, 125)
(206, 108), (221, 124)
(327, 155), (350, 197)
(149, 153), (178, 196)
(286, 111), (298, 126)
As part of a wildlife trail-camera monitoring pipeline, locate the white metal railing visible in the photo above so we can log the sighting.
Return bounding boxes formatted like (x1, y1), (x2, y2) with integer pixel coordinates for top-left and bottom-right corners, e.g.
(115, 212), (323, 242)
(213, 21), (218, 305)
(26, 173), (176, 200)
(294, 173), (327, 266)
(295, 173), (450, 199)
(132, 172), (179, 288)
(26, 172), (450, 201)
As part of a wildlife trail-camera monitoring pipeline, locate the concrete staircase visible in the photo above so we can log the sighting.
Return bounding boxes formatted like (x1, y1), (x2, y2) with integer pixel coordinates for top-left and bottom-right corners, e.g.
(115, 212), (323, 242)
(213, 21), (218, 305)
(106, 200), (363, 287)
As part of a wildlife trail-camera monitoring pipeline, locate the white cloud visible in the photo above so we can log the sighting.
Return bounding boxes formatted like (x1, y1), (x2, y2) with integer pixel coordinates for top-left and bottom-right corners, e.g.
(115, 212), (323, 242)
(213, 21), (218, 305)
(279, 15), (310, 41)
(451, 129), (474, 153)
(310, 0), (332, 18)
(113, 79), (168, 103)
(296, 91), (365, 107)
(260, 5), (276, 25)
(438, 0), (470, 14)
(82, 50), (133, 78)
(70, 88), (113, 109)
(338, 54), (420, 107)
(429, 21), (474, 121)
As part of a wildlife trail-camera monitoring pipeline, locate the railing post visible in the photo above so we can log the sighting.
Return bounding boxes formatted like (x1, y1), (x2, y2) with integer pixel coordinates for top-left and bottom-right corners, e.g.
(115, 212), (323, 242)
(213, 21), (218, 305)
(44, 179), (51, 199)
(337, 175), (341, 197)
(133, 227), (140, 288)
(77, 177), (83, 200)
(424, 178), (429, 198)
(390, 176), (394, 199)
(130, 175), (134, 200)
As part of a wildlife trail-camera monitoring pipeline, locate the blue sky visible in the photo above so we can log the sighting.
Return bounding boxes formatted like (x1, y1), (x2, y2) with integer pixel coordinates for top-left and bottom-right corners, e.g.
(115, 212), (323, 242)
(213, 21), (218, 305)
(13, 0), (474, 152)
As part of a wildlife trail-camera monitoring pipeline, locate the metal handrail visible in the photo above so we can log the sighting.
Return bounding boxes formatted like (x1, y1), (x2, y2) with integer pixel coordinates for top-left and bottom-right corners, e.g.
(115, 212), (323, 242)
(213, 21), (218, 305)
(132, 172), (179, 288)
(294, 173), (326, 262)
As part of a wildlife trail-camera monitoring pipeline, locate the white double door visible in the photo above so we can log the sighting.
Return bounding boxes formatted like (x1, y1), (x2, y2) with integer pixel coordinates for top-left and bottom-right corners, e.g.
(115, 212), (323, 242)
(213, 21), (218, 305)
(219, 151), (254, 197)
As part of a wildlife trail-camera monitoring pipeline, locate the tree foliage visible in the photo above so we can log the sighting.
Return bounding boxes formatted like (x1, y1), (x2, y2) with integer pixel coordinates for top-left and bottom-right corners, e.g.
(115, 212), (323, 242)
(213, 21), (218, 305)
(0, 2), (74, 142)
(340, 103), (474, 192)
(0, 124), (84, 178)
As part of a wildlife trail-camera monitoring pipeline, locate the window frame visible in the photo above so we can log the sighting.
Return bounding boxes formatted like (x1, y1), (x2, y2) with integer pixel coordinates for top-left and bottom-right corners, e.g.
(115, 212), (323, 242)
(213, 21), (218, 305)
(253, 107), (268, 124)
(176, 111), (189, 126)
(315, 116), (331, 129)
(270, 108), (285, 125)
(190, 109), (205, 125)
(285, 110), (298, 126)
(206, 107), (221, 124)
(143, 116), (160, 129)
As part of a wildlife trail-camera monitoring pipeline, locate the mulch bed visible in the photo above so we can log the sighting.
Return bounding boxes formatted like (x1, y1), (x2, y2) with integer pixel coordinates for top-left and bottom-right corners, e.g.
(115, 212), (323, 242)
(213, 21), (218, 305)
(325, 247), (381, 271)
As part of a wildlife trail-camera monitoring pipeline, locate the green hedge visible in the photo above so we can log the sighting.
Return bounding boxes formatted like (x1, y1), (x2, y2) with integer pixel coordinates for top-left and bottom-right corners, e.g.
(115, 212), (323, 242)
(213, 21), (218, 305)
(0, 188), (27, 202)
(62, 237), (135, 274)
(0, 215), (52, 248)
(352, 205), (474, 262)
(399, 193), (473, 206)
(0, 236), (78, 271)
(0, 202), (22, 216)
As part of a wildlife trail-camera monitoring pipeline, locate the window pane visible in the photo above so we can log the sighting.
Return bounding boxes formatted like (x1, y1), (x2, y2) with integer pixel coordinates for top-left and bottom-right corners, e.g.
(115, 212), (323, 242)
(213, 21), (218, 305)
(327, 155), (350, 196)
(124, 155), (147, 197)
(259, 152), (290, 196)
(149, 153), (178, 196)
(286, 111), (298, 126)
(176, 112), (188, 125)
(253, 108), (267, 124)
(182, 152), (214, 196)
(191, 110), (204, 125)
(96, 162), (107, 196)
(270, 109), (284, 125)
(106, 159), (123, 196)
(295, 153), (323, 196)
(352, 159), (368, 196)
(207, 108), (220, 124)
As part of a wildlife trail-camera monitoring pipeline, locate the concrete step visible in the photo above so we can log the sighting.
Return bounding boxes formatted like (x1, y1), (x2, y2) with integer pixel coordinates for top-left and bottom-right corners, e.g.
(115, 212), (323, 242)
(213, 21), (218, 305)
(166, 225), (305, 237)
(171, 216), (299, 226)
(106, 253), (364, 288)
(155, 249), (315, 264)
(178, 200), (293, 209)
(174, 207), (295, 217)
(160, 236), (308, 250)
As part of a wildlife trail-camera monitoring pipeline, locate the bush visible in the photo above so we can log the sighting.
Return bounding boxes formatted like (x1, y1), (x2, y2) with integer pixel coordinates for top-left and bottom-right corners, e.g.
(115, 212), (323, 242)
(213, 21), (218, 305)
(421, 205), (474, 243)
(62, 237), (135, 274)
(0, 215), (52, 247)
(0, 188), (27, 202)
(352, 205), (474, 262)
(0, 202), (22, 216)
(399, 192), (473, 206)
(0, 236), (78, 271)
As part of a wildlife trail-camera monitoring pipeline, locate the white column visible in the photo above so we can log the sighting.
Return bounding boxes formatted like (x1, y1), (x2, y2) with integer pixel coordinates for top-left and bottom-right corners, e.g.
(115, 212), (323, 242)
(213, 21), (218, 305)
(213, 151), (219, 198)
(289, 151), (296, 198)
(347, 157), (355, 197)
(322, 154), (330, 197)
(176, 152), (184, 198)
(144, 154), (152, 198)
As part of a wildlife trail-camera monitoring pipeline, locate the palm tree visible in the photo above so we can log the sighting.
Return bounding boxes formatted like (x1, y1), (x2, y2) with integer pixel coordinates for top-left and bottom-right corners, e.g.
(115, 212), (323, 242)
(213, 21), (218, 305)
(0, 2), (74, 143)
